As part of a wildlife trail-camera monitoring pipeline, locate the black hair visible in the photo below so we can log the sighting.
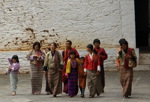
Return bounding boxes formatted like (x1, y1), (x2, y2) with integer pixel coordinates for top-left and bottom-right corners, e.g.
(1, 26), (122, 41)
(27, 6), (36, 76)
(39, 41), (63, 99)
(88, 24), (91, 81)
(12, 55), (19, 63)
(80, 57), (85, 60)
(93, 39), (101, 44)
(119, 39), (128, 46)
(33, 42), (41, 49)
(69, 51), (76, 56)
(66, 40), (72, 45)
(87, 44), (93, 50)
(46, 48), (51, 51)
(51, 42), (57, 48)
(119, 38), (126, 44)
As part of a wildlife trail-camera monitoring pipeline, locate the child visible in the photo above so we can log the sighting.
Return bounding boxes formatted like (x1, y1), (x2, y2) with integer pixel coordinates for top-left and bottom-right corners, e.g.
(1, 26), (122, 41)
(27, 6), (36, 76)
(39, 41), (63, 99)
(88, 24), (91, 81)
(78, 57), (86, 98)
(7, 55), (20, 96)
(66, 51), (80, 97)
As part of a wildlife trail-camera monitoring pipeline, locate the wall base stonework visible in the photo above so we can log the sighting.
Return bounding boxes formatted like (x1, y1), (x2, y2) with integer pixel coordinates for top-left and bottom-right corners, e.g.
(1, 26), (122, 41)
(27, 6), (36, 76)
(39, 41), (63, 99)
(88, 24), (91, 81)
(0, 48), (139, 74)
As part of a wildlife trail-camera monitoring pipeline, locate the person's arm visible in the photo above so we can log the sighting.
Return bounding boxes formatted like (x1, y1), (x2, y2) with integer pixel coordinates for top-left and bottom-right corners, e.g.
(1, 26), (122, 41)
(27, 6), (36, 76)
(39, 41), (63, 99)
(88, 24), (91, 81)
(131, 49), (137, 61)
(75, 49), (80, 58)
(100, 49), (108, 60)
(8, 58), (12, 65)
(39, 51), (45, 61)
(26, 50), (35, 61)
(84, 56), (88, 73)
(59, 52), (64, 69)
(44, 53), (49, 67)
(97, 56), (101, 71)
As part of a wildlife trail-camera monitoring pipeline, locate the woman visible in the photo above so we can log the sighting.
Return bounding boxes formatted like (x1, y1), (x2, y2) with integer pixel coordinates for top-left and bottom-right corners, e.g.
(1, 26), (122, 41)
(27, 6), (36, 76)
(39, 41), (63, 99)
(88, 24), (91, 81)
(84, 44), (103, 98)
(27, 42), (45, 95)
(66, 51), (80, 97)
(116, 39), (137, 98)
(44, 42), (63, 97)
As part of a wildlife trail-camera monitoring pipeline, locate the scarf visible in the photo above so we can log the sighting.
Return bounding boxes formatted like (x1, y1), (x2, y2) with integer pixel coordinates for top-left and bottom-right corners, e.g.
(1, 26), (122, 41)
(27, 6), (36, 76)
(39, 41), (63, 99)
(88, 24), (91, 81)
(124, 48), (133, 69)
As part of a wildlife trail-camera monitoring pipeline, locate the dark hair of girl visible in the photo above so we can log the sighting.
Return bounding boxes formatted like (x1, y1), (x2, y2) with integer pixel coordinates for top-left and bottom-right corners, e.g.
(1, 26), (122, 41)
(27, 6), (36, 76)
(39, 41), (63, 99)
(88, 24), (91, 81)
(69, 51), (76, 58)
(46, 48), (51, 51)
(33, 42), (41, 49)
(80, 57), (85, 60)
(12, 55), (19, 63)
(51, 42), (57, 48)
(119, 39), (128, 46)
(87, 44), (93, 50)
(93, 39), (101, 44)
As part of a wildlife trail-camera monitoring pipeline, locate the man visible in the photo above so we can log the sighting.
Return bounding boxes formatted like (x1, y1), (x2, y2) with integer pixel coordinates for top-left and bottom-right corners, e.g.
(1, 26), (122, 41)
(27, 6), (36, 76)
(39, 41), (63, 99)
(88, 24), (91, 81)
(62, 40), (79, 94)
(116, 39), (137, 98)
(93, 39), (108, 93)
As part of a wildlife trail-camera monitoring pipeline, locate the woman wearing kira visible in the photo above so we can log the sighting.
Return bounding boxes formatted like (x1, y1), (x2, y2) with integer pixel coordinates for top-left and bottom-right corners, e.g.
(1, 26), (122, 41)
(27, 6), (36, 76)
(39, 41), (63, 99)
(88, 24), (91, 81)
(66, 51), (80, 97)
(27, 42), (45, 95)
(43, 42), (63, 97)
(84, 44), (103, 98)
(116, 39), (137, 98)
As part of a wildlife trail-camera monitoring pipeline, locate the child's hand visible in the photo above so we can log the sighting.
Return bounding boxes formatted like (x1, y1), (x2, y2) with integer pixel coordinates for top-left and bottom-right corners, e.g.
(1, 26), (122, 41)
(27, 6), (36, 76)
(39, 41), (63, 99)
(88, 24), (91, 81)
(8, 67), (12, 70)
(84, 72), (87, 76)
(96, 71), (100, 75)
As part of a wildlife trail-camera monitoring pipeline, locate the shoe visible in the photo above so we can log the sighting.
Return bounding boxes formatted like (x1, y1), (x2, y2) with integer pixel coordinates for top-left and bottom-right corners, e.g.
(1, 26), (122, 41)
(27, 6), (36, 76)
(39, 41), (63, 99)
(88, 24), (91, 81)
(80, 95), (85, 98)
(53, 95), (57, 97)
(12, 91), (16, 96)
(89, 95), (94, 98)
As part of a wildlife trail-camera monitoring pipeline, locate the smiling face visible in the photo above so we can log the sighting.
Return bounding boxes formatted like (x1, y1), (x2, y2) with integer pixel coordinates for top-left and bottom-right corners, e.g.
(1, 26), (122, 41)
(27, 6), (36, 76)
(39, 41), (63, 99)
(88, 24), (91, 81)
(70, 54), (75, 59)
(12, 59), (17, 63)
(34, 45), (40, 51)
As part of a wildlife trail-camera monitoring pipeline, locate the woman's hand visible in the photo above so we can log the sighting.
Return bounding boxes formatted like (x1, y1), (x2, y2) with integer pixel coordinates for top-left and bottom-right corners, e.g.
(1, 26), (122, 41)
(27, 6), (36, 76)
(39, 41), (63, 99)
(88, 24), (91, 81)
(8, 67), (12, 70)
(84, 72), (87, 76)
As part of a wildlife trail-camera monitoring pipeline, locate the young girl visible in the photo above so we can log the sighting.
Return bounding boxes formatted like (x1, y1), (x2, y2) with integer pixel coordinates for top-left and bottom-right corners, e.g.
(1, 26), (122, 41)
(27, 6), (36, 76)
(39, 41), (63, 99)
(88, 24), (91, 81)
(78, 57), (86, 98)
(7, 55), (20, 96)
(66, 51), (80, 97)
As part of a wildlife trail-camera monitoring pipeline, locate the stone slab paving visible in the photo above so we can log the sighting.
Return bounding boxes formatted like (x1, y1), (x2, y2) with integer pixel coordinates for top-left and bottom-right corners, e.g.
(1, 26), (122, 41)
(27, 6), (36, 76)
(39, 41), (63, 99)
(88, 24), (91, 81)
(0, 71), (149, 102)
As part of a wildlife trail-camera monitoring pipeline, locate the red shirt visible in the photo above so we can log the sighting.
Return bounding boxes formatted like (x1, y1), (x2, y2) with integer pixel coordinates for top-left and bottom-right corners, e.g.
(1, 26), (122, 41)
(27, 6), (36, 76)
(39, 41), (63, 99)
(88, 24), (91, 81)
(84, 53), (100, 71)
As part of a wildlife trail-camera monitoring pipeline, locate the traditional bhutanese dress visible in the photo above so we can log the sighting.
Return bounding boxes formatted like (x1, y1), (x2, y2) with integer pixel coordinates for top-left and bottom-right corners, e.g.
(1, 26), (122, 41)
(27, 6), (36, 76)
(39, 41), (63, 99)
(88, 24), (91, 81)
(62, 48), (79, 93)
(66, 58), (80, 96)
(116, 48), (137, 97)
(84, 53), (103, 97)
(27, 50), (45, 94)
(44, 51), (63, 96)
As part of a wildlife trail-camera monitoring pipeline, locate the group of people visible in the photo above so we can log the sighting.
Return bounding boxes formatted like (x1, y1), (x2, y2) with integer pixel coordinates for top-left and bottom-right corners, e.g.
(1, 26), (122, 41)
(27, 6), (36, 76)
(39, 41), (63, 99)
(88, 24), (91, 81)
(7, 38), (137, 99)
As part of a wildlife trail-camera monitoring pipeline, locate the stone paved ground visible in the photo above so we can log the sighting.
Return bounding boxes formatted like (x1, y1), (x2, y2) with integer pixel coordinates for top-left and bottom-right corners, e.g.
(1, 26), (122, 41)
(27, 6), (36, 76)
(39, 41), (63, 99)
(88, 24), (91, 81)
(0, 71), (150, 102)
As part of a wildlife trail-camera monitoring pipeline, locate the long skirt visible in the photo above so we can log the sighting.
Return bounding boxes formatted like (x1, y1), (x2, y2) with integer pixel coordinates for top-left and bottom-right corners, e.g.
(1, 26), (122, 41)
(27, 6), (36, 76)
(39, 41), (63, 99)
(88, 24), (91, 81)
(48, 67), (62, 95)
(68, 68), (78, 96)
(62, 68), (68, 94)
(87, 69), (103, 96)
(45, 72), (51, 93)
(30, 64), (43, 94)
(100, 64), (105, 91)
(120, 66), (133, 97)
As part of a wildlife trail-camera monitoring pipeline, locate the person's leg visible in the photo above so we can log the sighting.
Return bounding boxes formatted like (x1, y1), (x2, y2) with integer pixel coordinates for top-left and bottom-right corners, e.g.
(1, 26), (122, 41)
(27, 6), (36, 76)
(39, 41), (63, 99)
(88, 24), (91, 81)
(10, 73), (16, 95)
